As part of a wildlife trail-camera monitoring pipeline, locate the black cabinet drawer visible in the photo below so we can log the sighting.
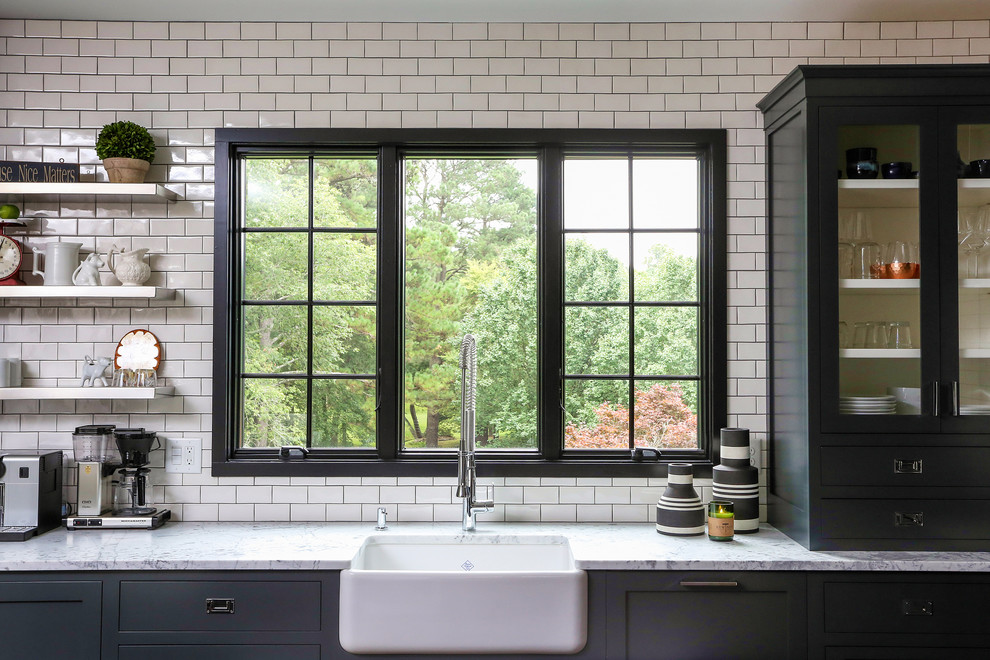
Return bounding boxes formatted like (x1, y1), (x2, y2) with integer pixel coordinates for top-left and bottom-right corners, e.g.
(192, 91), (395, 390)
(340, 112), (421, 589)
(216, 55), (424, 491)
(824, 581), (985, 634)
(820, 499), (990, 540)
(118, 645), (320, 660)
(821, 446), (990, 487)
(825, 648), (990, 659)
(119, 580), (321, 632)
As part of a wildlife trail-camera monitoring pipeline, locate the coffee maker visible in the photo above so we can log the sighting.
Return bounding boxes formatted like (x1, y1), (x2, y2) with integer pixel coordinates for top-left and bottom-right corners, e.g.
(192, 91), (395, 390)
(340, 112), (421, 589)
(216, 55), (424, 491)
(67, 428), (169, 530)
(73, 424), (117, 516)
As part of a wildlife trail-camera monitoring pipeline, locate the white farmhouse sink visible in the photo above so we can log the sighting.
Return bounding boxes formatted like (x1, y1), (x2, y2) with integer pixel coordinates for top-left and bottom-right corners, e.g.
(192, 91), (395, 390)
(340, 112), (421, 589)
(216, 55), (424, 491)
(339, 534), (587, 655)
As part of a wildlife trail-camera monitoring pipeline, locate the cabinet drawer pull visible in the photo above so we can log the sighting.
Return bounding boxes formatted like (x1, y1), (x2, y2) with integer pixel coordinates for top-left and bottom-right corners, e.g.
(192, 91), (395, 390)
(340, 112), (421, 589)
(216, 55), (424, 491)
(894, 512), (924, 527)
(901, 599), (934, 616)
(205, 598), (235, 614)
(893, 459), (923, 474)
(679, 581), (740, 589)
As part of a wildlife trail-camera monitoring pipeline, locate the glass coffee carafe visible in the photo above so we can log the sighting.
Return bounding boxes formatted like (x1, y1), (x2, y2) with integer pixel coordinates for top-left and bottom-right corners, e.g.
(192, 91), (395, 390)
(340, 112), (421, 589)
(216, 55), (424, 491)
(112, 428), (159, 517)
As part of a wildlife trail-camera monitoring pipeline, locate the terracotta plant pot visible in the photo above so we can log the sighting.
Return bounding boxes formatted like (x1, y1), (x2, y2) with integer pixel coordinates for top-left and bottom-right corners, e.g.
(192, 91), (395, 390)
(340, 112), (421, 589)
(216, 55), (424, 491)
(103, 157), (150, 183)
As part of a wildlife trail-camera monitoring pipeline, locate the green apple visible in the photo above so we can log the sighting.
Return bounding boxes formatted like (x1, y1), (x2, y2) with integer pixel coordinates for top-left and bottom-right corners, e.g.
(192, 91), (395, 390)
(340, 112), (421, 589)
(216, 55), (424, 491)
(0, 204), (19, 220)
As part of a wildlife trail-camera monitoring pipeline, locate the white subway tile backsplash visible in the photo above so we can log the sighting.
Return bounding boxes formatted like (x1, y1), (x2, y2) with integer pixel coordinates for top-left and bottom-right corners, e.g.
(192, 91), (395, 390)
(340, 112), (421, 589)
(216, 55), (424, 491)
(0, 16), (983, 522)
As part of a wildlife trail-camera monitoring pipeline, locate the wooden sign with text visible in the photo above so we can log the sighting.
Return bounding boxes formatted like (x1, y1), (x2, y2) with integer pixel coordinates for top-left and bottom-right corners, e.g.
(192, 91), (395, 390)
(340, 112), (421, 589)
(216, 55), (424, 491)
(0, 161), (80, 183)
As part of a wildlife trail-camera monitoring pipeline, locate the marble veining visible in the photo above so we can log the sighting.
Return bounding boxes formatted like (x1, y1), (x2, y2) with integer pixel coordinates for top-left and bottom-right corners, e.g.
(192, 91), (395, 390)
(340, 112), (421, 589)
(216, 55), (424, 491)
(2, 523), (990, 572)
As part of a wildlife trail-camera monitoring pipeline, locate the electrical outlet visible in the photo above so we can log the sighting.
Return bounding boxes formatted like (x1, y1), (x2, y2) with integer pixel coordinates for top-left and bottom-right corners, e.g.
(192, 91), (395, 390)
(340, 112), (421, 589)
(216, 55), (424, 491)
(165, 437), (202, 474)
(749, 437), (763, 470)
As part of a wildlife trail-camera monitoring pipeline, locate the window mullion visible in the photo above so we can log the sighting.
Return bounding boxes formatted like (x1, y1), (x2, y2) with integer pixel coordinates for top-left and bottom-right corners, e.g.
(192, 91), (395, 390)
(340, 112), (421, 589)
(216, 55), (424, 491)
(540, 145), (564, 461)
(378, 145), (401, 460)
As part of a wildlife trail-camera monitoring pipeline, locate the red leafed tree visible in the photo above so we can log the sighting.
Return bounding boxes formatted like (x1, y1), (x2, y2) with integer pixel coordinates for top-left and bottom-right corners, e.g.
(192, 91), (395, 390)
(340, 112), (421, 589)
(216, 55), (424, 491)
(564, 383), (697, 449)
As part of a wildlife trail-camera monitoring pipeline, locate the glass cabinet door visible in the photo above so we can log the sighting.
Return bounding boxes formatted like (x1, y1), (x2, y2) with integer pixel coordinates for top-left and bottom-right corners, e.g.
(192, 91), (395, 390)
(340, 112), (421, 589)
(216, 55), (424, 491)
(942, 112), (990, 432)
(820, 108), (940, 433)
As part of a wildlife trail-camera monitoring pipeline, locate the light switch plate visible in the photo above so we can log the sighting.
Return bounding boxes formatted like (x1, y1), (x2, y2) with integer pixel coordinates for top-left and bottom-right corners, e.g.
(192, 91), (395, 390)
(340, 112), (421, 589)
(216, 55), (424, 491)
(165, 437), (202, 474)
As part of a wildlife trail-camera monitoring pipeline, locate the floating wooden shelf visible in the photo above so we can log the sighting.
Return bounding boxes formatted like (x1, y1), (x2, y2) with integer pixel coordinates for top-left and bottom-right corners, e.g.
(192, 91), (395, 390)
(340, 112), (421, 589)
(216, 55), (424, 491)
(840, 348), (921, 359)
(0, 286), (174, 300)
(0, 386), (173, 400)
(0, 182), (180, 202)
(837, 179), (919, 208)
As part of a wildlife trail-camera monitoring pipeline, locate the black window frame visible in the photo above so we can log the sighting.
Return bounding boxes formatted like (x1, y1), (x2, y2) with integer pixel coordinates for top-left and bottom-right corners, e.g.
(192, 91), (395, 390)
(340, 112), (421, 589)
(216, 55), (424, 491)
(213, 128), (727, 478)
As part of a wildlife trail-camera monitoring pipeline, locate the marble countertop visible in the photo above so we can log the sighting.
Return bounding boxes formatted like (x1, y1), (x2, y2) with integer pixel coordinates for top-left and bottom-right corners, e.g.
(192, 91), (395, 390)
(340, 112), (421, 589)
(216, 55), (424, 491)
(3, 522), (990, 572)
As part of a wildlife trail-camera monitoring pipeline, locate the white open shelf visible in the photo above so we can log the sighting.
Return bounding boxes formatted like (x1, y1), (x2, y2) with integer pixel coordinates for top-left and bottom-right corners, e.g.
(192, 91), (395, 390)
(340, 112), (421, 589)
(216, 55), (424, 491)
(960, 349), (990, 359)
(839, 279), (919, 294)
(838, 179), (919, 207)
(0, 286), (174, 300)
(958, 179), (990, 207)
(960, 279), (990, 289)
(0, 386), (173, 400)
(0, 182), (180, 202)
(841, 348), (921, 359)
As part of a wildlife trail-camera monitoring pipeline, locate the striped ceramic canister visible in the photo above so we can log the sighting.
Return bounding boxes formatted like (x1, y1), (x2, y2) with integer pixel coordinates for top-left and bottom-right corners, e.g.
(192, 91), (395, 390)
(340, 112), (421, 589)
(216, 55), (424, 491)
(713, 427), (760, 533)
(656, 463), (706, 536)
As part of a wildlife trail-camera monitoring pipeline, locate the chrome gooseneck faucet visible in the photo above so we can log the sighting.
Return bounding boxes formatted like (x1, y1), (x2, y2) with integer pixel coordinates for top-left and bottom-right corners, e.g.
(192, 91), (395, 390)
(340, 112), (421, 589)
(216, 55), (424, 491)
(457, 334), (494, 531)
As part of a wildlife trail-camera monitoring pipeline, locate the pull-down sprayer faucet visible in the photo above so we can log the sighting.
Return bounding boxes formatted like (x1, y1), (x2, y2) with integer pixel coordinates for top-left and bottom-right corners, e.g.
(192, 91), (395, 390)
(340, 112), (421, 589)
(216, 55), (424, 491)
(457, 334), (494, 531)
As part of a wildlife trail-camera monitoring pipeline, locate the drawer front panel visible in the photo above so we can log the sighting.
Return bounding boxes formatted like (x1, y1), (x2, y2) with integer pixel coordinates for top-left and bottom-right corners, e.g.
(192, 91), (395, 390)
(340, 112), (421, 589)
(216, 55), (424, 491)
(118, 645), (320, 660)
(820, 499), (990, 540)
(820, 446), (990, 487)
(824, 581), (985, 634)
(825, 648), (990, 659)
(119, 581), (321, 632)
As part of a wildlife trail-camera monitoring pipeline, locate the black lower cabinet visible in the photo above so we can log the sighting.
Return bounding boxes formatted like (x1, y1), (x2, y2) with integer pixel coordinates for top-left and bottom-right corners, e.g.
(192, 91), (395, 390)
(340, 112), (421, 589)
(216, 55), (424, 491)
(118, 645), (321, 660)
(10, 568), (990, 659)
(809, 572), (990, 660)
(0, 577), (102, 660)
(605, 571), (808, 660)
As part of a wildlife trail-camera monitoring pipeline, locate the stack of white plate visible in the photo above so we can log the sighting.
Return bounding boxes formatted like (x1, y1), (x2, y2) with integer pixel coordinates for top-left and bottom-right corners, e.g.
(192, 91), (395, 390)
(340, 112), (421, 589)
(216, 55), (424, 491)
(960, 404), (990, 416)
(839, 395), (897, 415)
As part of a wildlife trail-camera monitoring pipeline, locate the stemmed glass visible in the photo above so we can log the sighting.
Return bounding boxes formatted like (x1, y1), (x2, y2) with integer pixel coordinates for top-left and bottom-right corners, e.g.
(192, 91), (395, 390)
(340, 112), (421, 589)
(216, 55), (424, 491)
(959, 207), (989, 278)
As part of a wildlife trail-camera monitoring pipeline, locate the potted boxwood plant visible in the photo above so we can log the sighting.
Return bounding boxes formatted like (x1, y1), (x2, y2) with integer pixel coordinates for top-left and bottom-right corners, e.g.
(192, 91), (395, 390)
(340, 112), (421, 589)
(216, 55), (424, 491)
(95, 121), (157, 183)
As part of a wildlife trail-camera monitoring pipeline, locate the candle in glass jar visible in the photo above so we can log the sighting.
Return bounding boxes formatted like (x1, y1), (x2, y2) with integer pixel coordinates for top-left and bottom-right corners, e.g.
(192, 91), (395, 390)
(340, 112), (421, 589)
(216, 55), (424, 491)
(708, 500), (734, 541)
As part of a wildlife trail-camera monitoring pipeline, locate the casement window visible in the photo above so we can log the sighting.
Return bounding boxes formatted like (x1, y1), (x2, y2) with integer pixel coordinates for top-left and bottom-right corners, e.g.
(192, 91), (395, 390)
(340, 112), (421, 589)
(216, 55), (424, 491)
(213, 129), (726, 476)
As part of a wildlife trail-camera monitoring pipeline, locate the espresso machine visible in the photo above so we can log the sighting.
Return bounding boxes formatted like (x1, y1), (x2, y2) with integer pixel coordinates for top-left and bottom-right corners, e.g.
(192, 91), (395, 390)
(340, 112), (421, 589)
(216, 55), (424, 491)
(67, 428), (170, 530)
(0, 451), (63, 541)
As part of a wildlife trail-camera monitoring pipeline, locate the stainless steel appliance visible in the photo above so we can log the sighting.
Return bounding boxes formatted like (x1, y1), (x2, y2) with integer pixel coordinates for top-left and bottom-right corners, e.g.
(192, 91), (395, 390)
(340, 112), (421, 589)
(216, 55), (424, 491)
(66, 428), (169, 530)
(0, 451), (63, 541)
(73, 424), (117, 516)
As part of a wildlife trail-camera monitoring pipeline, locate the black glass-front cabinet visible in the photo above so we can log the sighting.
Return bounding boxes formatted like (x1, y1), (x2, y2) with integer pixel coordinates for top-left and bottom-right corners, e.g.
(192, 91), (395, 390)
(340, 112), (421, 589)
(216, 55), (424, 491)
(760, 65), (990, 550)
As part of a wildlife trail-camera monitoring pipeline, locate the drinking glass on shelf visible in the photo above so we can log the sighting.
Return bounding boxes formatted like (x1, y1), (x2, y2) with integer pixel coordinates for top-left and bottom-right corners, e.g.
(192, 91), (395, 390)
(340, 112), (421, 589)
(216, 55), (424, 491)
(885, 241), (915, 279)
(839, 321), (849, 348)
(959, 207), (989, 277)
(852, 321), (869, 348)
(854, 242), (882, 279)
(887, 321), (913, 349)
(837, 243), (854, 279)
(869, 321), (889, 349)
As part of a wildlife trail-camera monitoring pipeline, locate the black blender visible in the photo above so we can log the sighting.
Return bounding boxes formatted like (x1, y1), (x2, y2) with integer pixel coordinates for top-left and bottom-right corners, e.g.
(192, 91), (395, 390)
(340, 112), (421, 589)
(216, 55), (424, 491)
(68, 428), (170, 529)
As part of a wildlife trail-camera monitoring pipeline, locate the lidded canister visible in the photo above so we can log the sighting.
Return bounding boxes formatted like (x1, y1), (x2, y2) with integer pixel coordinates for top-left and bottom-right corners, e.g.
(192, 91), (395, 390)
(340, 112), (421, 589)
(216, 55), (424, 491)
(656, 463), (706, 536)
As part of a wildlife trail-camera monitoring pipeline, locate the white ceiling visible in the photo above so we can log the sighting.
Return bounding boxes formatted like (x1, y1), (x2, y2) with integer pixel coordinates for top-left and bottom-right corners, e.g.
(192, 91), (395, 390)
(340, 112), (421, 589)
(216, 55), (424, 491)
(5, 0), (990, 23)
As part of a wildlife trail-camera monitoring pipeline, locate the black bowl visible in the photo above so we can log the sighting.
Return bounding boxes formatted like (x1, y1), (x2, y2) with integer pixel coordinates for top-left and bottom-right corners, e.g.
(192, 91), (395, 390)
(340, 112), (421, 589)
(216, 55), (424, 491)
(969, 159), (990, 178)
(881, 161), (915, 179)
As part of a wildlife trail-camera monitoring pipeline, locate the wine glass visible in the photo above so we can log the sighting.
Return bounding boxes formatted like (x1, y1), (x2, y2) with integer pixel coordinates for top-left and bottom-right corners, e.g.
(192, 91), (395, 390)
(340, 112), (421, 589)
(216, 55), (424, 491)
(959, 208), (988, 278)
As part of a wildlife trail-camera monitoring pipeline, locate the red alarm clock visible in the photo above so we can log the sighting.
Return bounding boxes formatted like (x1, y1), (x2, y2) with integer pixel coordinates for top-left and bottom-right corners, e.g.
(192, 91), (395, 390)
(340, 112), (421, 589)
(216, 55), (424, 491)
(0, 221), (27, 285)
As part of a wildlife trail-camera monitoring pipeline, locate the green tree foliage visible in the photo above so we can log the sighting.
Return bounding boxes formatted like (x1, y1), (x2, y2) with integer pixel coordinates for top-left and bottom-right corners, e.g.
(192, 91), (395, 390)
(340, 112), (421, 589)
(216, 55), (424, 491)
(239, 156), (700, 453)
(404, 159), (538, 448)
(241, 157), (378, 448)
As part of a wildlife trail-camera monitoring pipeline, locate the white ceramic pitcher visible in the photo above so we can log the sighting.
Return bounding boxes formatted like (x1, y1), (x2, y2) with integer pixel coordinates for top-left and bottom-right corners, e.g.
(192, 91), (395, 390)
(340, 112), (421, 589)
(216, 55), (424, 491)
(32, 241), (82, 286)
(105, 245), (151, 286)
